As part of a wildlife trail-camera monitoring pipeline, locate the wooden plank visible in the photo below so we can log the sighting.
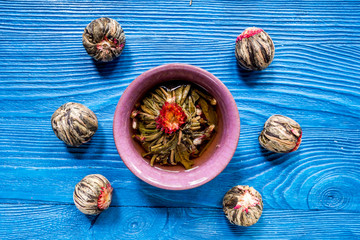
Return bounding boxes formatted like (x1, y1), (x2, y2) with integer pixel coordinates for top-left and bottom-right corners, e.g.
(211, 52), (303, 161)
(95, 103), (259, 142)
(0, 0), (359, 44)
(1, 204), (359, 240)
(1, 122), (359, 211)
(0, 44), (360, 128)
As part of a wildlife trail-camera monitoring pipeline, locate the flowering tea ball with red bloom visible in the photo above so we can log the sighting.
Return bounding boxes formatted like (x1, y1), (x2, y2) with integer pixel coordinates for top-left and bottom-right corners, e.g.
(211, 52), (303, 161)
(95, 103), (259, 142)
(259, 115), (302, 153)
(73, 174), (113, 215)
(83, 17), (126, 62)
(235, 27), (275, 71)
(223, 185), (263, 227)
(131, 84), (218, 169)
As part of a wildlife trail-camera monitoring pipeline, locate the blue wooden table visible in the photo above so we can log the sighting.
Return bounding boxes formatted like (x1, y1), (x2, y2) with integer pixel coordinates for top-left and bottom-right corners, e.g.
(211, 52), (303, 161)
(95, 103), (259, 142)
(1, 0), (360, 239)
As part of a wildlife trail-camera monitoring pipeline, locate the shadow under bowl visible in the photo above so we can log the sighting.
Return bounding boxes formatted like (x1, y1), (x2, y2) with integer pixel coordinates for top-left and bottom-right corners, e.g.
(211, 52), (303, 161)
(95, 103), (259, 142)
(113, 63), (240, 190)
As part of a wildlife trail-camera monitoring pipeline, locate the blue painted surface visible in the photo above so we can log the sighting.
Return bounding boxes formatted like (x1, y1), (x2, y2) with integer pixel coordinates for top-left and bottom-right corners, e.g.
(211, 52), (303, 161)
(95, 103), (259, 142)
(0, 0), (360, 239)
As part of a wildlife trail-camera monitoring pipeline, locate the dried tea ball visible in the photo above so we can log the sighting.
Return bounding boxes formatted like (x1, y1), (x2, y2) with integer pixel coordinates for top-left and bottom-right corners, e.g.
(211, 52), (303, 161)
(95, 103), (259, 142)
(235, 27), (275, 71)
(223, 185), (263, 227)
(51, 102), (98, 147)
(82, 17), (126, 62)
(73, 174), (113, 215)
(259, 114), (302, 153)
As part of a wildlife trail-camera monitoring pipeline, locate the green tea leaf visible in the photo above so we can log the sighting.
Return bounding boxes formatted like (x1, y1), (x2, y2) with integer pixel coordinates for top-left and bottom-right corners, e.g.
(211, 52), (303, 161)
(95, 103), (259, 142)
(180, 85), (191, 105)
(155, 89), (166, 101)
(141, 104), (156, 116)
(191, 90), (200, 102)
(139, 122), (159, 134)
(198, 98), (217, 125)
(150, 154), (157, 166)
(144, 131), (163, 142)
(189, 96), (196, 117)
(194, 89), (216, 105)
(175, 86), (183, 104)
(151, 93), (164, 103)
(145, 122), (157, 129)
(175, 143), (193, 169)
(144, 98), (160, 112)
(151, 134), (177, 154)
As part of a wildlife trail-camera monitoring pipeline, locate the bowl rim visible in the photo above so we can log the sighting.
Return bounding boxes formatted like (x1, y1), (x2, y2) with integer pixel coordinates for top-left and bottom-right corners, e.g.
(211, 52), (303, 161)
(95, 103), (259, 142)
(113, 63), (240, 190)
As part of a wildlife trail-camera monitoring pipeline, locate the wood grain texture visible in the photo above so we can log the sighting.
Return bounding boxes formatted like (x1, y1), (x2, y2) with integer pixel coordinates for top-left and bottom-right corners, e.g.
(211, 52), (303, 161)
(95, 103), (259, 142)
(0, 0), (360, 239)
(1, 120), (359, 212)
(1, 204), (360, 240)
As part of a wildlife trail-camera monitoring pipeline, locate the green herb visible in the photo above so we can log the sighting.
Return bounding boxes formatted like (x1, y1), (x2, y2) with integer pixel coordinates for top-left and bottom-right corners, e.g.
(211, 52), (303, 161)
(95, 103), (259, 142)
(131, 83), (217, 169)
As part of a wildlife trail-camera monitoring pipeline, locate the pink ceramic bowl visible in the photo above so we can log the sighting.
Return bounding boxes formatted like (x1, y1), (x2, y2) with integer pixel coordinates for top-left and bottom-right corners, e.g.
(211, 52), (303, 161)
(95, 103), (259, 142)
(113, 63), (240, 190)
